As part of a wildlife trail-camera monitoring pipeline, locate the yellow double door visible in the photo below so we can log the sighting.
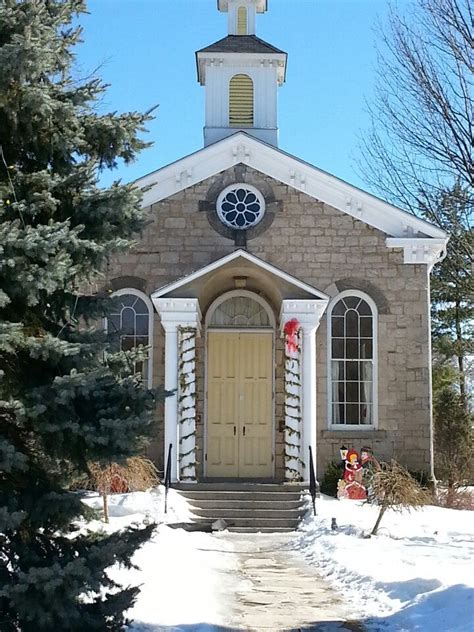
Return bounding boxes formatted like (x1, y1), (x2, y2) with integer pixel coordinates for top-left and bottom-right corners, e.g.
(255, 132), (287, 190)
(206, 332), (273, 478)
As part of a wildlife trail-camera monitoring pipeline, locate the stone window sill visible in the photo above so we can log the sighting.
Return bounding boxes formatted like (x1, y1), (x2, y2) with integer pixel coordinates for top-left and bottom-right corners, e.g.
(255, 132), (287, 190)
(320, 429), (387, 440)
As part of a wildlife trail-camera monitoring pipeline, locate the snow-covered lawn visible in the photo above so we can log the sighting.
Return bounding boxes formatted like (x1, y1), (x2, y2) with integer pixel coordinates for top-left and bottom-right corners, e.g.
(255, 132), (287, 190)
(82, 489), (238, 630)
(81, 489), (474, 631)
(296, 495), (474, 631)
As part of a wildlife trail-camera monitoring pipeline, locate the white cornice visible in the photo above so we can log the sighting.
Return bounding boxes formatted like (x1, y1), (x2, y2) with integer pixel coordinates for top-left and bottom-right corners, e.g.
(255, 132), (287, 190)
(151, 249), (329, 301)
(197, 52), (287, 85)
(386, 238), (447, 267)
(136, 132), (448, 246)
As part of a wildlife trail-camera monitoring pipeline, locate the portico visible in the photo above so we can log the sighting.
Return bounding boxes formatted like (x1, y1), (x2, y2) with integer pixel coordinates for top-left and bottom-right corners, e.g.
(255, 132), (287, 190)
(152, 249), (328, 483)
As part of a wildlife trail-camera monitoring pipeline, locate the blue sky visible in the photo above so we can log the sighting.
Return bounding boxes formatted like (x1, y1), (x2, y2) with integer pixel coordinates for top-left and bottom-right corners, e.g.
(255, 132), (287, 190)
(75, 0), (397, 191)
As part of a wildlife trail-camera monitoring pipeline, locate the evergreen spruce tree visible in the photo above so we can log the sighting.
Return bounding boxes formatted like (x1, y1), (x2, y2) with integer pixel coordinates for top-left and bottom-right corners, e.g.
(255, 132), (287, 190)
(0, 1), (159, 629)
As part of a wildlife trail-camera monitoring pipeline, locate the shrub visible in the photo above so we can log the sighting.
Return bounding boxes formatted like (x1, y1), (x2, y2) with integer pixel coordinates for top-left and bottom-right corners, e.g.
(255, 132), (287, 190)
(89, 457), (160, 522)
(370, 460), (431, 535)
(320, 460), (344, 497)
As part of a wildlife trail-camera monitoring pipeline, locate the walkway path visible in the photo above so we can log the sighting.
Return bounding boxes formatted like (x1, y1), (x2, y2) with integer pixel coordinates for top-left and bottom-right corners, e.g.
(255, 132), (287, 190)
(213, 532), (364, 632)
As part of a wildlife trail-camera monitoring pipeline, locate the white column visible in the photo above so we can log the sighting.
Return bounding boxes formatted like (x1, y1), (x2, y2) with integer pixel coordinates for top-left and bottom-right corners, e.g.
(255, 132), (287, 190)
(163, 324), (179, 482)
(301, 323), (317, 481)
(280, 300), (328, 483)
(153, 299), (201, 483)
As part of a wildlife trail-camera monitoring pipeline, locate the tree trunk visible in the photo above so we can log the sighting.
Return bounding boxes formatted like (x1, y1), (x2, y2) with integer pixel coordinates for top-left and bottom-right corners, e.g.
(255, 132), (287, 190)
(102, 491), (109, 524)
(371, 503), (387, 535)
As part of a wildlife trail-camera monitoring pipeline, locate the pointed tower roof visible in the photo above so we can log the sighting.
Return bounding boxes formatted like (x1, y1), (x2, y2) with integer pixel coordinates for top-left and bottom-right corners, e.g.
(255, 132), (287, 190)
(197, 34), (285, 56)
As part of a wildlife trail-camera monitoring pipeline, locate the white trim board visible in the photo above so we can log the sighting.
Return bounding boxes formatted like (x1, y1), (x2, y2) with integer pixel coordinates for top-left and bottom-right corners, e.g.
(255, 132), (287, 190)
(151, 249), (329, 300)
(136, 132), (448, 244)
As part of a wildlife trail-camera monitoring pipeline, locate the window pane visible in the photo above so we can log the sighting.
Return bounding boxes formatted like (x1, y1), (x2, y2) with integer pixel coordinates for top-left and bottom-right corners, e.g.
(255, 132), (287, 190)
(331, 360), (345, 380)
(360, 381), (372, 404)
(346, 361), (359, 381)
(121, 307), (135, 334)
(345, 310), (359, 337)
(346, 403), (359, 424)
(133, 297), (148, 315)
(121, 336), (135, 351)
(332, 316), (344, 337)
(332, 339), (344, 358)
(120, 295), (136, 307)
(358, 299), (371, 316)
(135, 336), (148, 348)
(360, 317), (372, 337)
(332, 299), (345, 316)
(360, 404), (372, 424)
(360, 361), (373, 382)
(344, 296), (360, 309)
(346, 338), (358, 358)
(360, 338), (373, 359)
(136, 314), (149, 335)
(333, 403), (344, 424)
(108, 314), (120, 333)
(332, 381), (344, 404)
(346, 381), (359, 403)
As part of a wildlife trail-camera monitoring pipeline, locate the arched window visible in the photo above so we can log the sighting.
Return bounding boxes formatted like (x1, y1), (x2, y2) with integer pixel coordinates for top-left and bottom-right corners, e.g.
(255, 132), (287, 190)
(328, 291), (377, 426)
(107, 289), (153, 387)
(206, 291), (274, 329)
(237, 6), (248, 34)
(229, 74), (254, 127)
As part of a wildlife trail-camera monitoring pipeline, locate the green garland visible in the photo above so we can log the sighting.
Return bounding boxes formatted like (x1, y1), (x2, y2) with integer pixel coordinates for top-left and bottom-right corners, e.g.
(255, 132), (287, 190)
(177, 326), (197, 480)
(283, 331), (303, 481)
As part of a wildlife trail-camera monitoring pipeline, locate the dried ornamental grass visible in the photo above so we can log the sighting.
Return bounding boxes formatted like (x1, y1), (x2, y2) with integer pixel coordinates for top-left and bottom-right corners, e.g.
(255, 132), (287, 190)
(370, 459), (432, 535)
(89, 456), (159, 522)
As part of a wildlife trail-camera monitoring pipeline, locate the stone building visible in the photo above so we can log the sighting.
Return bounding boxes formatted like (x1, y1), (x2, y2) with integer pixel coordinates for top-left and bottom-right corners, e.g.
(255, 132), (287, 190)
(106, 0), (447, 483)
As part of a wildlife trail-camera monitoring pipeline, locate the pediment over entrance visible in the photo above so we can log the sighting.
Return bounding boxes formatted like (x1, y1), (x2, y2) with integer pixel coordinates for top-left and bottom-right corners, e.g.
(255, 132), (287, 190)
(151, 249), (328, 315)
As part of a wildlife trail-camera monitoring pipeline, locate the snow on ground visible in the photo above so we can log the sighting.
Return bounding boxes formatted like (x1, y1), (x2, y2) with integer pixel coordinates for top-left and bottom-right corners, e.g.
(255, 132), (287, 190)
(80, 488), (474, 631)
(81, 489), (238, 631)
(295, 494), (474, 631)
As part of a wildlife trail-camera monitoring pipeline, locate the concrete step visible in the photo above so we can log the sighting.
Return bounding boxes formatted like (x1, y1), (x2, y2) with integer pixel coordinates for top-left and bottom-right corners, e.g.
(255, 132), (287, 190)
(191, 516), (301, 528)
(175, 483), (310, 533)
(174, 482), (307, 492)
(226, 526), (297, 533)
(186, 499), (305, 510)
(190, 508), (305, 520)
(178, 491), (305, 502)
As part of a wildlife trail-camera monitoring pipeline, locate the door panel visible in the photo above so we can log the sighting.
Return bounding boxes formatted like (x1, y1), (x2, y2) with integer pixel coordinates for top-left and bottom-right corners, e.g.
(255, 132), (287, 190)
(207, 333), (239, 477)
(238, 333), (273, 477)
(207, 332), (273, 478)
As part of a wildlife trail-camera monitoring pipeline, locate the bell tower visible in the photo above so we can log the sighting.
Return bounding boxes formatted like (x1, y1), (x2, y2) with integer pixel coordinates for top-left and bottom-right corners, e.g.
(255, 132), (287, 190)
(196, 0), (287, 147)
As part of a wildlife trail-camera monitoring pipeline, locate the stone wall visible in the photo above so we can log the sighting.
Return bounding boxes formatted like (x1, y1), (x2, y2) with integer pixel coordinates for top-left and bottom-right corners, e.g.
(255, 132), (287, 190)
(107, 165), (433, 479)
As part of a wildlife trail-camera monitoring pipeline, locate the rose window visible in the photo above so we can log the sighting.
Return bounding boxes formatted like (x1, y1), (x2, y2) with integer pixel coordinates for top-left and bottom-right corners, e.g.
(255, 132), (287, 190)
(216, 184), (265, 230)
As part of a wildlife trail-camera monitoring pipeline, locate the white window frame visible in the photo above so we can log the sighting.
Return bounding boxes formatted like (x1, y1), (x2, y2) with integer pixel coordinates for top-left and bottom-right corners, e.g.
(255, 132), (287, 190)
(327, 289), (378, 430)
(105, 288), (154, 389)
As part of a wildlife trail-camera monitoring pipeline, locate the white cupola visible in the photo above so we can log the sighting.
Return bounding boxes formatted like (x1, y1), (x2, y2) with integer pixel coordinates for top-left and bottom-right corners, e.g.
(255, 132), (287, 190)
(196, 0), (286, 147)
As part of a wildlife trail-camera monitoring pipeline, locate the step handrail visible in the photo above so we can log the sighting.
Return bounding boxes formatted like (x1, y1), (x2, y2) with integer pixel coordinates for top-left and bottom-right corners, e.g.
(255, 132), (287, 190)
(308, 446), (317, 516)
(164, 442), (172, 514)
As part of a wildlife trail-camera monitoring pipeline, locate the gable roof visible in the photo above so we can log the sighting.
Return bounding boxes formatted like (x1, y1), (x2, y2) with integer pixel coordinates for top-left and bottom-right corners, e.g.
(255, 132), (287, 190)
(136, 132), (447, 245)
(197, 35), (286, 55)
(151, 249), (328, 301)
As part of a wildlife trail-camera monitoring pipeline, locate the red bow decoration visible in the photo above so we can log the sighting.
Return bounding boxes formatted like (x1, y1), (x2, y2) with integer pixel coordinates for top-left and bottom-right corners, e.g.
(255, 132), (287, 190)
(284, 318), (301, 354)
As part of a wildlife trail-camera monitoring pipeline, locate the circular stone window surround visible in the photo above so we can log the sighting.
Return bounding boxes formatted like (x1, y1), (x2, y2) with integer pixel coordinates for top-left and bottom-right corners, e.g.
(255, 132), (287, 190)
(216, 183), (266, 230)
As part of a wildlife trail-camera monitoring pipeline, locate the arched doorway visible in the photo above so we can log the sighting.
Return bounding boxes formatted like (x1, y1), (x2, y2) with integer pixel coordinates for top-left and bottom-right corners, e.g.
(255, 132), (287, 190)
(205, 291), (275, 478)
